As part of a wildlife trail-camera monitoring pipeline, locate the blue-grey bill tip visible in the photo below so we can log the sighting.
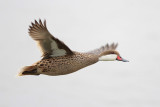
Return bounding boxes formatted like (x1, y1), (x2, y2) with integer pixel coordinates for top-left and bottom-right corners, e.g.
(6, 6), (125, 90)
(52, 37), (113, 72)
(122, 58), (129, 62)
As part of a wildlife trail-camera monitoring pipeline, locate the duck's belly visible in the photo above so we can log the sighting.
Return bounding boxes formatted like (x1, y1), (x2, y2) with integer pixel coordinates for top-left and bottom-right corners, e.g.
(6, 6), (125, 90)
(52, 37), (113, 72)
(36, 53), (98, 76)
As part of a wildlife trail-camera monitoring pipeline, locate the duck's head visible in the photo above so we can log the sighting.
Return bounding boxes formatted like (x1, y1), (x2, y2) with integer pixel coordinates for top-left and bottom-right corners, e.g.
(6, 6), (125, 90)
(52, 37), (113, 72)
(99, 51), (129, 62)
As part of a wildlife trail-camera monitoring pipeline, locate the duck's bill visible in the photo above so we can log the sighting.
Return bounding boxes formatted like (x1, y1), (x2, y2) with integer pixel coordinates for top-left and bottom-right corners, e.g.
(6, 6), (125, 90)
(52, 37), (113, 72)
(121, 58), (129, 62)
(116, 56), (129, 62)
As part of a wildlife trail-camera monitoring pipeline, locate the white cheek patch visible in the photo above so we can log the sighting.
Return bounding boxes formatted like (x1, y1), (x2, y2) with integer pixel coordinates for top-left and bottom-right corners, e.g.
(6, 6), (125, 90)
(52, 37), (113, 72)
(99, 54), (117, 61)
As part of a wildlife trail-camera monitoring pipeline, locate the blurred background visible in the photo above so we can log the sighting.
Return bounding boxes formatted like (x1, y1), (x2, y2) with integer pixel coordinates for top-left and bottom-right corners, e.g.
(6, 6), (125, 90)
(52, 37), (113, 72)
(0, 0), (160, 107)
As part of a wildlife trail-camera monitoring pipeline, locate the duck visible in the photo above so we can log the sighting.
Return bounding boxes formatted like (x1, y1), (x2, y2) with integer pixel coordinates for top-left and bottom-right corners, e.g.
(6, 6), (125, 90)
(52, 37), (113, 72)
(19, 19), (128, 76)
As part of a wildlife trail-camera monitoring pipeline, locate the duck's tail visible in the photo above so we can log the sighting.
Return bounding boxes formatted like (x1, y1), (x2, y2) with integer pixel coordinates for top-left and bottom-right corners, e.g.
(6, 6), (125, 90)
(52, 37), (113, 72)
(18, 65), (39, 76)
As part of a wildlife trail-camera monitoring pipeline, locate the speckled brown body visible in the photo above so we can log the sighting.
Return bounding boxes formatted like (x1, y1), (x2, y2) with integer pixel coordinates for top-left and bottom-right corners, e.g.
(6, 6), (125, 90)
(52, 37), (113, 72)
(19, 20), (123, 76)
(35, 52), (99, 76)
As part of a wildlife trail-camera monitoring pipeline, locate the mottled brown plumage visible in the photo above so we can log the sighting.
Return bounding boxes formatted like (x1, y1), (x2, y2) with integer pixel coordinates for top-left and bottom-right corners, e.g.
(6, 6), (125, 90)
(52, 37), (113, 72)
(19, 19), (128, 76)
(34, 52), (98, 75)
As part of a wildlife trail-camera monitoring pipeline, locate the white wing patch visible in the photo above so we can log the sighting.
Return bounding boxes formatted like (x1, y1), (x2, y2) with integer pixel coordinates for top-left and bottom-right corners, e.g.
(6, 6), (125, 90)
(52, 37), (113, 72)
(51, 49), (67, 57)
(28, 19), (73, 58)
(50, 39), (59, 49)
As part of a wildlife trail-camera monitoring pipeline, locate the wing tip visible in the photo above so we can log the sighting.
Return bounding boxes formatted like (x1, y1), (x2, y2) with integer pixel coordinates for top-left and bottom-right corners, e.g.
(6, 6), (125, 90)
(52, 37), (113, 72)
(28, 19), (47, 33)
(107, 42), (118, 50)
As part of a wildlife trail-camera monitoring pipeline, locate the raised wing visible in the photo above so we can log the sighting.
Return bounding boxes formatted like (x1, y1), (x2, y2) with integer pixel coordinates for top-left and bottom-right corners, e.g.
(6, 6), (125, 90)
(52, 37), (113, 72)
(28, 19), (73, 59)
(87, 43), (118, 56)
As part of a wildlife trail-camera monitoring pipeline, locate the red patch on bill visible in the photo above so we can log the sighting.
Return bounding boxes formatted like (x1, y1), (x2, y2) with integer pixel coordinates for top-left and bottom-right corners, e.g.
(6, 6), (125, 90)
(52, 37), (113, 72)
(117, 56), (122, 60)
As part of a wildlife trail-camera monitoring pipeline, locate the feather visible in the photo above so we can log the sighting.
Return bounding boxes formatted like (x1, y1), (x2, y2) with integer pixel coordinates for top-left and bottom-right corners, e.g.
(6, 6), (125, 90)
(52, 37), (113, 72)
(28, 19), (73, 59)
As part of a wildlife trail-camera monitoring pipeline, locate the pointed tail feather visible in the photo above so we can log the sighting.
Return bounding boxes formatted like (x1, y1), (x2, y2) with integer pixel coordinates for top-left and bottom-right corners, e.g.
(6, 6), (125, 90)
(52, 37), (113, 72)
(18, 66), (39, 76)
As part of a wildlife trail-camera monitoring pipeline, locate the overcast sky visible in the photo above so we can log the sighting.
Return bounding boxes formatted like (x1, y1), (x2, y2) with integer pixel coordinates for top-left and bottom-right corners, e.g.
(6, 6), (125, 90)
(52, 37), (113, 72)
(0, 0), (160, 107)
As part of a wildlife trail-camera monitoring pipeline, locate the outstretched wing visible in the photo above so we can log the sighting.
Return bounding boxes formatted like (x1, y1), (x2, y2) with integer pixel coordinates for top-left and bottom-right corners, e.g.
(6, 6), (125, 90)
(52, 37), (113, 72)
(87, 43), (118, 56)
(28, 19), (73, 59)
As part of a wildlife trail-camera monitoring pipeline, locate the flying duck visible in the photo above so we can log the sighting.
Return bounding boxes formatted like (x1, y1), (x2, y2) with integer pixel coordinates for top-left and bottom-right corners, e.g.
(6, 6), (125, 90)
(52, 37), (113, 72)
(19, 19), (128, 76)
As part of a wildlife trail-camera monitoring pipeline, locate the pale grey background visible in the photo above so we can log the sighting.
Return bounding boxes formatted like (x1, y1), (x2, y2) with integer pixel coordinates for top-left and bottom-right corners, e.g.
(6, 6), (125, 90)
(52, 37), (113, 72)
(0, 0), (160, 107)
